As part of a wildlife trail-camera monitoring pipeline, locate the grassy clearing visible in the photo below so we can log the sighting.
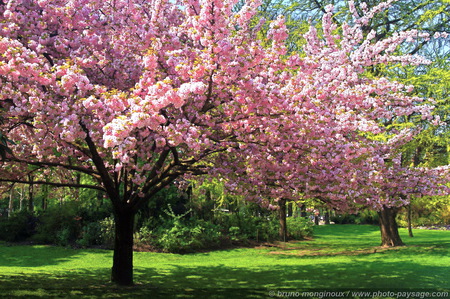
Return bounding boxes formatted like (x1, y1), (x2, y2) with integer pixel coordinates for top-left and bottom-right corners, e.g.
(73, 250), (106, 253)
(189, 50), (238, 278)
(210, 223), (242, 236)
(0, 225), (448, 298)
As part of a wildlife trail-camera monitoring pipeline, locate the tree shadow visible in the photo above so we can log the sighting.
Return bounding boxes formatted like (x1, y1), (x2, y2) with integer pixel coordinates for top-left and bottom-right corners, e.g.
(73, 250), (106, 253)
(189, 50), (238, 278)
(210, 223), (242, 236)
(0, 245), (81, 267)
(0, 253), (448, 298)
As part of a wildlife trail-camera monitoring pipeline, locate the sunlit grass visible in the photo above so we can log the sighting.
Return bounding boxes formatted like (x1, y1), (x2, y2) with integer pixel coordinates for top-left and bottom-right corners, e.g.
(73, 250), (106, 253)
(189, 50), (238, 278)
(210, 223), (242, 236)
(0, 225), (448, 298)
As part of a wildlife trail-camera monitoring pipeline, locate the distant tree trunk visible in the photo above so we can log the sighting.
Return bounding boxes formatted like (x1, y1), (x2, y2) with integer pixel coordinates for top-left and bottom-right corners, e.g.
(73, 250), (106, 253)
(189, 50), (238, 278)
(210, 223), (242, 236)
(74, 173), (81, 201)
(300, 204), (307, 217)
(28, 175), (34, 212)
(19, 185), (25, 211)
(324, 210), (330, 225)
(41, 184), (48, 210)
(8, 187), (14, 217)
(407, 204), (414, 238)
(278, 198), (287, 242)
(97, 190), (104, 206)
(378, 206), (404, 247)
(111, 206), (135, 286)
(407, 147), (421, 238)
(314, 214), (319, 225)
(287, 201), (293, 217)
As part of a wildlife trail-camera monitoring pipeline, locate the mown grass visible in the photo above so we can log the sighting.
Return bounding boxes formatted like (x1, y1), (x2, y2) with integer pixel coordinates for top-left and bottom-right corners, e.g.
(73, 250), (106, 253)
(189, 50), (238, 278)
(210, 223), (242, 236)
(0, 225), (448, 298)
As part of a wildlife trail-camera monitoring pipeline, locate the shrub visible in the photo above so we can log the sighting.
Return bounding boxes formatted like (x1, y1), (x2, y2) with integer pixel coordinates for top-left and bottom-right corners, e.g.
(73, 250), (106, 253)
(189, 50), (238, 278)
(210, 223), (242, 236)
(32, 204), (81, 244)
(214, 207), (279, 242)
(241, 215), (279, 242)
(355, 210), (379, 225)
(228, 226), (242, 241)
(156, 221), (203, 253)
(134, 205), (223, 253)
(0, 210), (36, 242)
(98, 216), (115, 248)
(287, 217), (314, 240)
(77, 222), (102, 247)
(331, 214), (357, 224)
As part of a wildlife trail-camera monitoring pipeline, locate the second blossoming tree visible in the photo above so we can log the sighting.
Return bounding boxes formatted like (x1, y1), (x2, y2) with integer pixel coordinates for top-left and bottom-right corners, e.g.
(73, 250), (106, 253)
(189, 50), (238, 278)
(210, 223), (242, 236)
(214, 2), (449, 247)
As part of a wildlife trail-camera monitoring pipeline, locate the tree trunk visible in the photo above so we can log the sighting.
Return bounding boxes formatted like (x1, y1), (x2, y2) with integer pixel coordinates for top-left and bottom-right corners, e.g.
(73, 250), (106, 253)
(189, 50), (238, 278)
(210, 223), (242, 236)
(19, 185), (25, 211)
(287, 201), (293, 217)
(111, 207), (135, 286)
(8, 188), (14, 217)
(324, 210), (330, 225)
(300, 204), (307, 218)
(41, 184), (48, 210)
(407, 204), (414, 238)
(28, 175), (34, 212)
(378, 206), (404, 247)
(278, 199), (287, 242)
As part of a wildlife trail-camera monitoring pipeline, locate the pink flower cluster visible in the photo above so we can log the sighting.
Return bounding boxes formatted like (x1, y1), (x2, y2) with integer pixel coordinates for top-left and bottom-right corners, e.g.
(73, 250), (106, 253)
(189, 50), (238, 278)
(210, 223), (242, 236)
(0, 0), (447, 213)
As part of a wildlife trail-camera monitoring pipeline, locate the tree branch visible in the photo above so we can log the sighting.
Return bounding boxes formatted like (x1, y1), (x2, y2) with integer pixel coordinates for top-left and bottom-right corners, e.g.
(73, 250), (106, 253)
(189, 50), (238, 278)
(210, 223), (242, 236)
(8, 157), (100, 178)
(0, 178), (105, 191)
(80, 121), (120, 204)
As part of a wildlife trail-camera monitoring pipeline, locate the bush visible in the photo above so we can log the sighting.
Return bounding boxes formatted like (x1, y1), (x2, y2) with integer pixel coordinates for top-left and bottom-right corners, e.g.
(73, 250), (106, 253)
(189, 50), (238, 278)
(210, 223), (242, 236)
(214, 207), (279, 242)
(287, 217), (314, 240)
(155, 218), (222, 253)
(77, 222), (102, 247)
(331, 214), (357, 224)
(0, 210), (36, 242)
(253, 217), (279, 242)
(99, 216), (115, 248)
(32, 203), (81, 245)
(228, 226), (242, 241)
(134, 206), (223, 253)
(355, 210), (379, 225)
(331, 211), (379, 225)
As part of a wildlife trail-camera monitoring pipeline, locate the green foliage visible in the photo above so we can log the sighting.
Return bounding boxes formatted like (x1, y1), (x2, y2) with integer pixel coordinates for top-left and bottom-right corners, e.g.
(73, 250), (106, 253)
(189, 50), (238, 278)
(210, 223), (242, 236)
(228, 226), (242, 241)
(32, 203), (81, 245)
(397, 196), (450, 227)
(30, 202), (112, 247)
(214, 206), (279, 243)
(331, 210), (379, 225)
(76, 222), (102, 247)
(155, 219), (221, 253)
(287, 217), (314, 239)
(98, 216), (115, 248)
(136, 206), (222, 253)
(0, 210), (36, 242)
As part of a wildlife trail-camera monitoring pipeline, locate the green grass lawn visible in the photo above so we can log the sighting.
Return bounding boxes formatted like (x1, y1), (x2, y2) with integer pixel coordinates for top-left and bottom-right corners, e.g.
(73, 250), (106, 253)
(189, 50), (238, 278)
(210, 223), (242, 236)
(0, 225), (449, 298)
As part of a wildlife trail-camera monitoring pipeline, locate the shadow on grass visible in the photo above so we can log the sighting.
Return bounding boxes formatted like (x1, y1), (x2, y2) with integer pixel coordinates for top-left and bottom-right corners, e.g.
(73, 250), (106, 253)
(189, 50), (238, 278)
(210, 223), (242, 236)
(0, 244), (84, 268)
(1, 258), (447, 298)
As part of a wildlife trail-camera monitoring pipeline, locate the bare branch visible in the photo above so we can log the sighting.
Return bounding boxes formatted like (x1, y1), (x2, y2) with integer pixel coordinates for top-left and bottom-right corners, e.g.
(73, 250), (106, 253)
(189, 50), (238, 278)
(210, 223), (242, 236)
(0, 178), (105, 191)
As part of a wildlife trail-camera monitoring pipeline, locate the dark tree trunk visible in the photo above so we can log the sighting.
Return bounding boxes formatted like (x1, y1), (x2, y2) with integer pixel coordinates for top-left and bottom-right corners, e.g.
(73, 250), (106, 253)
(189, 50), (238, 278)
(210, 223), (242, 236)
(19, 185), (24, 210)
(8, 188), (14, 217)
(300, 204), (307, 218)
(287, 201), (293, 217)
(278, 199), (287, 242)
(41, 184), (48, 210)
(407, 204), (414, 238)
(28, 175), (34, 212)
(324, 210), (330, 225)
(378, 207), (404, 247)
(111, 207), (135, 286)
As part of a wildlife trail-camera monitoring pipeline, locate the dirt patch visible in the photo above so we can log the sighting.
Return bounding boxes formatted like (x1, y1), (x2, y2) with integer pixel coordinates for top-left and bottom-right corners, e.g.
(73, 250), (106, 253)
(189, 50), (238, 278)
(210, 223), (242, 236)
(266, 246), (402, 257)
